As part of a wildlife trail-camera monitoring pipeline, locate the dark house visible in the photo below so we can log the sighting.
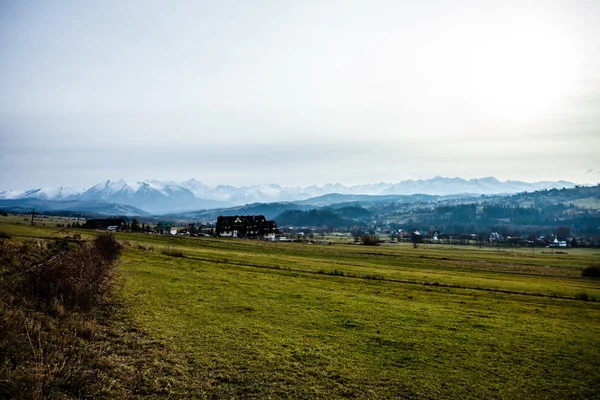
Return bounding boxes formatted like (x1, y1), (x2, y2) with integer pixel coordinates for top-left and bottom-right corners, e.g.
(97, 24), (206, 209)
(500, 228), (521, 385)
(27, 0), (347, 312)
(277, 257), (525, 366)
(83, 218), (128, 231)
(216, 215), (278, 239)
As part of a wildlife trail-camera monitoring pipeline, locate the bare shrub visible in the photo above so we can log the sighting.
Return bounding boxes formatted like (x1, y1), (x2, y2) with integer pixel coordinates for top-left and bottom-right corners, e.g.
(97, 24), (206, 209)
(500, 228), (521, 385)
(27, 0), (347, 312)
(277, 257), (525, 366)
(94, 233), (122, 263)
(575, 292), (590, 301)
(162, 247), (184, 257)
(18, 234), (122, 311)
(581, 266), (600, 278)
(136, 243), (154, 252)
(0, 235), (123, 399)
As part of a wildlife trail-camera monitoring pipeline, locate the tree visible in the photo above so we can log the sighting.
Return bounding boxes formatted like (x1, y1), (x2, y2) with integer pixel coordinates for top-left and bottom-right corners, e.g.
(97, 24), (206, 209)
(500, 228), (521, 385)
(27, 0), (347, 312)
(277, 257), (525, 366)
(131, 218), (141, 232)
(411, 230), (422, 248)
(361, 234), (379, 246)
(156, 221), (173, 234)
(556, 226), (571, 240)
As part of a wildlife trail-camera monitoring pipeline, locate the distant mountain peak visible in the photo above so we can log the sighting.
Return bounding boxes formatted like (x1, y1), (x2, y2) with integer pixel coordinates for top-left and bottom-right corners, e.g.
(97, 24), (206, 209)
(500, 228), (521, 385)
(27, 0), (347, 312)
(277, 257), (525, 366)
(0, 177), (578, 214)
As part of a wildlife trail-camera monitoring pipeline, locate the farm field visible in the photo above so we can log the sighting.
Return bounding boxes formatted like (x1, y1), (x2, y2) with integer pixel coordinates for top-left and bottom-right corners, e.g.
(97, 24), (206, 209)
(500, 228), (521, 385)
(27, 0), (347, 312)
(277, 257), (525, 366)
(0, 214), (85, 228)
(1, 218), (600, 399)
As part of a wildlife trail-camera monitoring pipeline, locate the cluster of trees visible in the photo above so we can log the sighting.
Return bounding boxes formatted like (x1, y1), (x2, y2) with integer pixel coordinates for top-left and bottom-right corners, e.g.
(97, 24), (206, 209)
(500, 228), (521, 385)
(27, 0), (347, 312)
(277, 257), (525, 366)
(130, 219), (154, 233)
(407, 203), (600, 237)
(275, 206), (372, 228)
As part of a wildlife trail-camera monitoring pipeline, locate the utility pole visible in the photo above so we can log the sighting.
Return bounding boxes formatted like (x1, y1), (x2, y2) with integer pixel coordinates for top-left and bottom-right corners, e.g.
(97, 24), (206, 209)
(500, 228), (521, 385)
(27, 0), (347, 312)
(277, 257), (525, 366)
(28, 209), (37, 225)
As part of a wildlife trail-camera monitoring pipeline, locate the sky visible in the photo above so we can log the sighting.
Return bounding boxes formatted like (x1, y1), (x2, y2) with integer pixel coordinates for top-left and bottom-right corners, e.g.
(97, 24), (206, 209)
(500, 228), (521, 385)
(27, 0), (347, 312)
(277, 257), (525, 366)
(1, 0), (599, 190)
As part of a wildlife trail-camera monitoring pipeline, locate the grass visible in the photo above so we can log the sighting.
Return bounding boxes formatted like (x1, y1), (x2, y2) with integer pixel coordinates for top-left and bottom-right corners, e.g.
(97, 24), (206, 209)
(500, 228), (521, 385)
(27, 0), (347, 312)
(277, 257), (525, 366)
(1, 216), (600, 398)
(110, 231), (600, 300)
(115, 233), (600, 398)
(119, 246), (600, 398)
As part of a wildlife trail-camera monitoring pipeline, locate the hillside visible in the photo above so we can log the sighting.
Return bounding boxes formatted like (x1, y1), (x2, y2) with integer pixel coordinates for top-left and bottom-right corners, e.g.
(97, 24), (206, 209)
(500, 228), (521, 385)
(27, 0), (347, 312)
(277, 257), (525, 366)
(0, 199), (149, 217)
(272, 185), (600, 239)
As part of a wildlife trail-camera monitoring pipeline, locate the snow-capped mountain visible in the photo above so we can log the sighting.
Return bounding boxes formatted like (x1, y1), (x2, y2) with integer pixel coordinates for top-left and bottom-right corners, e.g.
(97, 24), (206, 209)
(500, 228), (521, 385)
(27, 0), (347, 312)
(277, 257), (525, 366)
(0, 177), (578, 214)
(2, 186), (85, 201)
(381, 176), (577, 195)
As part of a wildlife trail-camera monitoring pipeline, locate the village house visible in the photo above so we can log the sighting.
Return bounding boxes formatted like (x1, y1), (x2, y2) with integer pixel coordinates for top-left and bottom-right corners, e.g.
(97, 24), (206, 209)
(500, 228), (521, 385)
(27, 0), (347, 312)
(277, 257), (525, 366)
(215, 215), (279, 240)
(549, 237), (567, 248)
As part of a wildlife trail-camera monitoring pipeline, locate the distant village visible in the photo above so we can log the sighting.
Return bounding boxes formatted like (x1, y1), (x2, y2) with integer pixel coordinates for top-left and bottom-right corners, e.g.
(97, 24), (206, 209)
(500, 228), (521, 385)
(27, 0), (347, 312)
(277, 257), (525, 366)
(2, 185), (599, 248)
(37, 213), (594, 248)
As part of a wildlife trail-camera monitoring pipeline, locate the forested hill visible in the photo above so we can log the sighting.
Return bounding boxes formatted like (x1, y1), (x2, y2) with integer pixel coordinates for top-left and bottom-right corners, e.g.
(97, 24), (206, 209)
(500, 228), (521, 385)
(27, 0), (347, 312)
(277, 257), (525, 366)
(388, 185), (600, 237)
(271, 185), (600, 239)
(275, 206), (371, 228)
(500, 185), (600, 208)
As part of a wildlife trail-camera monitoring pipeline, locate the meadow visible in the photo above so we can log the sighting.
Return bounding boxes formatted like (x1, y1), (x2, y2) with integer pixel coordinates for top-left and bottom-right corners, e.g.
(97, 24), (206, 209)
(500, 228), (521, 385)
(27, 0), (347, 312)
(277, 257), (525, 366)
(1, 217), (600, 399)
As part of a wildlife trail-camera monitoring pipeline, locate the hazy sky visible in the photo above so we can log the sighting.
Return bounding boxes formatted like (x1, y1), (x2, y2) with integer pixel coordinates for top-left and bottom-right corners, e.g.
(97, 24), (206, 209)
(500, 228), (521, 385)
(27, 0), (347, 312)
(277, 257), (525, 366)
(1, 0), (599, 190)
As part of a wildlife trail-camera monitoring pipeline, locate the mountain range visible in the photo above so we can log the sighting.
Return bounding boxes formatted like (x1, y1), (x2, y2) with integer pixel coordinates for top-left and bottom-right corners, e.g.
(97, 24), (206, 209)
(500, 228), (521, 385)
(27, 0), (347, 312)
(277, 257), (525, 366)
(0, 177), (577, 214)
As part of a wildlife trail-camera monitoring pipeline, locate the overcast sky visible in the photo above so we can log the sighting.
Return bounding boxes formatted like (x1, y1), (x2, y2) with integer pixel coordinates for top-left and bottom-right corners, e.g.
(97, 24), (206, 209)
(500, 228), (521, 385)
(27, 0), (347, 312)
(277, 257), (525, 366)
(1, 0), (599, 190)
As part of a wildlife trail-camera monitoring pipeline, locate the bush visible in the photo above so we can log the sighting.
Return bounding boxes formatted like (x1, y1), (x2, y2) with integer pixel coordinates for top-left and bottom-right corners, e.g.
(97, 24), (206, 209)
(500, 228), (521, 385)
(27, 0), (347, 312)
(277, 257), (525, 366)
(0, 235), (123, 399)
(162, 247), (184, 257)
(581, 266), (600, 278)
(18, 234), (122, 311)
(575, 292), (590, 301)
(136, 243), (154, 252)
(361, 234), (380, 246)
(94, 233), (122, 263)
(0, 231), (11, 239)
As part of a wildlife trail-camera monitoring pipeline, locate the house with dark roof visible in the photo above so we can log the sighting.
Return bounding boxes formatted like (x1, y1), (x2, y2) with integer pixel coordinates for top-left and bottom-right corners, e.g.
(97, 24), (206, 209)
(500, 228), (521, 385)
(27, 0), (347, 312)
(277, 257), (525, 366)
(215, 215), (278, 239)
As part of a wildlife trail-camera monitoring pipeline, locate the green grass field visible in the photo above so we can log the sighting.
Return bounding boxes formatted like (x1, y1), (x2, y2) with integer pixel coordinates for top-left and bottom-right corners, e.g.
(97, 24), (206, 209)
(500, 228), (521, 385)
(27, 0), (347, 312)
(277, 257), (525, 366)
(2, 217), (600, 399)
